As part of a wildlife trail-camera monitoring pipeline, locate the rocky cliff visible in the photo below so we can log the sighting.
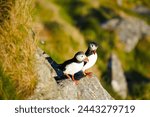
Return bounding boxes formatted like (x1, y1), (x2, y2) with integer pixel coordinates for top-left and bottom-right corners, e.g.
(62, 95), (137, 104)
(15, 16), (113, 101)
(29, 48), (113, 100)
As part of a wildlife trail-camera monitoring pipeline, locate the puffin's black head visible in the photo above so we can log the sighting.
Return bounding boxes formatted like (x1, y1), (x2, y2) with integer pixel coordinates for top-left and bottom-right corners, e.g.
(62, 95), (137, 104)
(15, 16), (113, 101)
(74, 51), (89, 62)
(89, 42), (98, 54)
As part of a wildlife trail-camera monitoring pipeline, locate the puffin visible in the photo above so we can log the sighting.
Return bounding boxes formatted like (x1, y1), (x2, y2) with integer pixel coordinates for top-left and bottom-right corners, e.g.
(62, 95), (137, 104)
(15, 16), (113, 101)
(82, 42), (98, 77)
(59, 51), (89, 84)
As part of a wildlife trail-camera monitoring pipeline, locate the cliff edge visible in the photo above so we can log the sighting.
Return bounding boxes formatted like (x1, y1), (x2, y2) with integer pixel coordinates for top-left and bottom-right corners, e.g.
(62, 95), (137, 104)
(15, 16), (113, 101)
(29, 48), (113, 100)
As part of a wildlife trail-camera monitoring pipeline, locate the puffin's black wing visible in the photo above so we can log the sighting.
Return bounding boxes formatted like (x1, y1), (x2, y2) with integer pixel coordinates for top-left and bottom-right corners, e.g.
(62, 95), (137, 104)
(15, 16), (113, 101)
(59, 58), (74, 71)
(45, 53), (85, 81)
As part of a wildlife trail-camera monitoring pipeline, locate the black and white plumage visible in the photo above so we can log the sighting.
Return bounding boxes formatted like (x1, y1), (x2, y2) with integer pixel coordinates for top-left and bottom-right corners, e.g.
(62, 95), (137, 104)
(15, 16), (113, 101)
(82, 42), (98, 76)
(59, 51), (89, 83)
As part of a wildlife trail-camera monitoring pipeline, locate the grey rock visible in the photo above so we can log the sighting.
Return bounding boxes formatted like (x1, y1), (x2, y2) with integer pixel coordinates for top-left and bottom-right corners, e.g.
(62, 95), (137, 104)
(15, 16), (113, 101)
(29, 48), (61, 100)
(58, 75), (113, 100)
(108, 53), (127, 99)
(29, 48), (113, 100)
(102, 17), (150, 52)
(133, 5), (150, 16)
(101, 19), (120, 30)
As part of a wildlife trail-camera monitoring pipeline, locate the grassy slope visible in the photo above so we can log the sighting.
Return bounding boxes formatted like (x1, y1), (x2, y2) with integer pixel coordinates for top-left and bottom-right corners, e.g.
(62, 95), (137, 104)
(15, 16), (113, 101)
(0, 0), (37, 99)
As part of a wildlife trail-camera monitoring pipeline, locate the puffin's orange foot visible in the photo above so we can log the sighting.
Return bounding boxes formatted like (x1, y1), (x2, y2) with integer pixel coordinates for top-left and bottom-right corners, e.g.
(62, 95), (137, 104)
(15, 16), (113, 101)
(85, 72), (93, 78)
(72, 75), (79, 85)
(74, 80), (79, 85)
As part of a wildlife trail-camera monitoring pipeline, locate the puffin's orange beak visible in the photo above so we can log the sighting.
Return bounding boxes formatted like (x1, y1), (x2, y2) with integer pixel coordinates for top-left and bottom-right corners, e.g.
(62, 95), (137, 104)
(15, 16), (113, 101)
(84, 57), (89, 62)
(93, 50), (96, 54)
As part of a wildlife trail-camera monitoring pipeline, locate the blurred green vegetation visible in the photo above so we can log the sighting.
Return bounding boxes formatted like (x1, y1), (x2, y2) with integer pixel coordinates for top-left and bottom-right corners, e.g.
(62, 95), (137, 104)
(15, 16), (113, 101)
(35, 0), (150, 99)
(0, 65), (18, 99)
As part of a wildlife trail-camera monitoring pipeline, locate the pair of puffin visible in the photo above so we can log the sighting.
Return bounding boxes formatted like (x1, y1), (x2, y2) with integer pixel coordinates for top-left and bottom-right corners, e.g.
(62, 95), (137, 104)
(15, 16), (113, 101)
(59, 42), (98, 84)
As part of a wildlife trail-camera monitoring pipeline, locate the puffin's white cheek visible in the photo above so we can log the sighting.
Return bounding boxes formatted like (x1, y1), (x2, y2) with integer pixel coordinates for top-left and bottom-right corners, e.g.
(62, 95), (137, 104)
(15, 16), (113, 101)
(93, 46), (97, 50)
(77, 57), (82, 61)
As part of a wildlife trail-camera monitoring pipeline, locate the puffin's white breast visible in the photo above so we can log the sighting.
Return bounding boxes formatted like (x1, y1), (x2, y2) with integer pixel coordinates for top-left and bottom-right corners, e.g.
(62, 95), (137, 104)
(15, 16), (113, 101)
(82, 53), (97, 71)
(64, 62), (84, 75)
